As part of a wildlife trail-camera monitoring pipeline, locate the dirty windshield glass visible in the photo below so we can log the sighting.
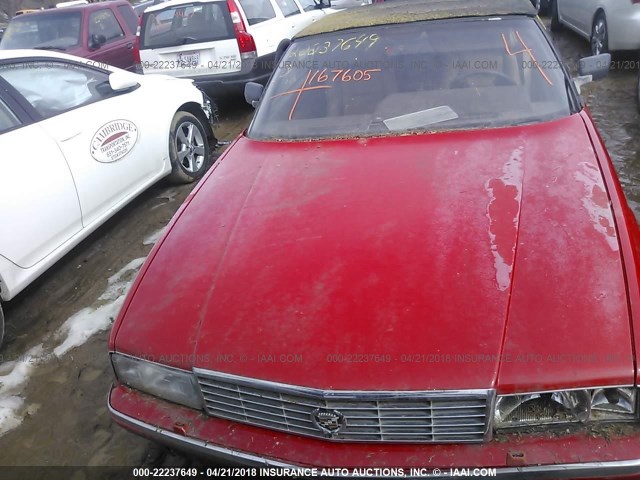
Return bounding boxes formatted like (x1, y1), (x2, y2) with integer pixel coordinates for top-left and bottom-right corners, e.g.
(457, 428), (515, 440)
(0, 12), (81, 50)
(141, 3), (234, 49)
(248, 17), (573, 140)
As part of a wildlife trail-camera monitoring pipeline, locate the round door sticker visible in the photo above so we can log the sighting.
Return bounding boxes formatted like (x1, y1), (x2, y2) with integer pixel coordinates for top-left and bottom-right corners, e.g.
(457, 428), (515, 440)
(90, 120), (139, 163)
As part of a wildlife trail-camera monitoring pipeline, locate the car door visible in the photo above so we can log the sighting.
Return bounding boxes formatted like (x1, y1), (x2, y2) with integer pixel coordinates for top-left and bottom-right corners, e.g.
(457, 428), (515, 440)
(237, 0), (280, 56)
(571, 0), (597, 36)
(558, 0), (581, 29)
(87, 7), (135, 69)
(560, 0), (595, 36)
(0, 59), (167, 228)
(272, 0), (307, 38)
(0, 77), (82, 269)
(296, 0), (331, 25)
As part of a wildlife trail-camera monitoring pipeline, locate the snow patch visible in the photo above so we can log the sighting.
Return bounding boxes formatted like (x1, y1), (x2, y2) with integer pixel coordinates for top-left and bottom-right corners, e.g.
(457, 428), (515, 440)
(99, 257), (146, 301)
(143, 228), (165, 246)
(151, 188), (179, 210)
(486, 147), (524, 291)
(54, 257), (146, 357)
(0, 254), (147, 435)
(0, 344), (44, 436)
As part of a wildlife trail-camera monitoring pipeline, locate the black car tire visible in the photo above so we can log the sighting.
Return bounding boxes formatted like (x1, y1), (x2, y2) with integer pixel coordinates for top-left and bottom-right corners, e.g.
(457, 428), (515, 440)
(636, 71), (640, 114)
(0, 303), (5, 350)
(550, 0), (562, 31)
(591, 12), (609, 56)
(539, 0), (550, 15)
(168, 111), (211, 184)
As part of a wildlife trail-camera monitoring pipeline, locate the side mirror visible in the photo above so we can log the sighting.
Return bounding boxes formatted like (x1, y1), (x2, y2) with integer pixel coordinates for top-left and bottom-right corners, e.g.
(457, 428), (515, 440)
(573, 53), (610, 94)
(88, 33), (106, 49)
(578, 53), (611, 80)
(245, 81), (264, 108)
(109, 71), (139, 91)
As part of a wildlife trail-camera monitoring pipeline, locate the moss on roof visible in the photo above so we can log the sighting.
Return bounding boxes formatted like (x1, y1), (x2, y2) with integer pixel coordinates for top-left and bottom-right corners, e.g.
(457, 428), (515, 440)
(297, 0), (536, 38)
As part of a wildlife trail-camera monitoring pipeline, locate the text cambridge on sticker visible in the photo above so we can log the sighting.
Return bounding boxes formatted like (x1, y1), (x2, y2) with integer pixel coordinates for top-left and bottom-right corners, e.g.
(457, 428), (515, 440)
(90, 120), (139, 163)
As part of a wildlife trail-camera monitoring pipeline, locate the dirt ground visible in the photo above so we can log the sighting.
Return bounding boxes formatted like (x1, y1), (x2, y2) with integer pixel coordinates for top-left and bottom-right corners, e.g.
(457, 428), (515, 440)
(1, 16), (640, 471)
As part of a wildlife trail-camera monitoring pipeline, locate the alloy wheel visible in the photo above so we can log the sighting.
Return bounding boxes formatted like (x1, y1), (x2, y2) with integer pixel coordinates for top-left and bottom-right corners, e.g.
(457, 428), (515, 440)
(175, 121), (206, 173)
(591, 18), (606, 56)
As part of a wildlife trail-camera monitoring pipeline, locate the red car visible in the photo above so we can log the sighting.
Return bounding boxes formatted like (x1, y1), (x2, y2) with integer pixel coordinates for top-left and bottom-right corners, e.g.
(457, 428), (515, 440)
(109, 0), (640, 476)
(0, 0), (138, 71)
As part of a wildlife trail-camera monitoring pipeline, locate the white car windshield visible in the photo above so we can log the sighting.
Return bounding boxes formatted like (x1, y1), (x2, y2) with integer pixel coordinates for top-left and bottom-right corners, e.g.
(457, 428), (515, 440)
(248, 16), (574, 140)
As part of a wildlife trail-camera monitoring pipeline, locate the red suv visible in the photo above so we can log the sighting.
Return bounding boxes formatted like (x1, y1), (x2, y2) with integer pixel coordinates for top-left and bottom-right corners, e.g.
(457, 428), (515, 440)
(0, 0), (139, 70)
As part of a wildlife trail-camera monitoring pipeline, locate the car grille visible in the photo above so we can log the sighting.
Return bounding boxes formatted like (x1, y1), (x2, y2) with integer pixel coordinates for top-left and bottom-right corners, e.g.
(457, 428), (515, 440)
(194, 369), (493, 443)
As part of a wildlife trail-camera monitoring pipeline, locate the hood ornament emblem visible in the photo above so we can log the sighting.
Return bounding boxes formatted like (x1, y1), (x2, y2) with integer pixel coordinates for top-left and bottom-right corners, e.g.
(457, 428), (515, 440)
(311, 408), (345, 436)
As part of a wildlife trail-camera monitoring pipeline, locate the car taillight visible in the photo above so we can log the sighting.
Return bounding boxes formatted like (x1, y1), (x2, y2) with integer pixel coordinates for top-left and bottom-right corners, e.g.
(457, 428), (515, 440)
(133, 15), (142, 72)
(226, 0), (256, 58)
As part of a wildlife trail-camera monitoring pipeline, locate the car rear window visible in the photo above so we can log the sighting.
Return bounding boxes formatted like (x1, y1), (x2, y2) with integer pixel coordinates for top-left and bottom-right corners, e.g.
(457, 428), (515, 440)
(0, 12), (81, 50)
(141, 2), (234, 49)
(248, 17), (574, 140)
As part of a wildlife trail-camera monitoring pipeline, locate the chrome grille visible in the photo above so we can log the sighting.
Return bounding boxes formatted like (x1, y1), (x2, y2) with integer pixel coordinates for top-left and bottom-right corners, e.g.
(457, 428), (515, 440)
(194, 369), (493, 443)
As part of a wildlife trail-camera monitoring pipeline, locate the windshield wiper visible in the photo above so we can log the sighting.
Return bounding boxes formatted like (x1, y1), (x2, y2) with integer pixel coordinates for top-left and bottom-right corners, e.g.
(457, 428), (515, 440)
(383, 106), (459, 131)
(180, 37), (198, 45)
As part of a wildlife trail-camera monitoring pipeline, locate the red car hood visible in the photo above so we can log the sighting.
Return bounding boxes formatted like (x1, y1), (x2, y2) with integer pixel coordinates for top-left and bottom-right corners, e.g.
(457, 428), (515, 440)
(114, 114), (633, 392)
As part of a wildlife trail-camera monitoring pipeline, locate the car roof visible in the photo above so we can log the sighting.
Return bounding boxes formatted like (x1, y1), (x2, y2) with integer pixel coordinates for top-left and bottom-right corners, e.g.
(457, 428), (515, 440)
(296, 0), (536, 38)
(0, 48), (115, 69)
(13, 0), (130, 16)
(145, 0), (225, 14)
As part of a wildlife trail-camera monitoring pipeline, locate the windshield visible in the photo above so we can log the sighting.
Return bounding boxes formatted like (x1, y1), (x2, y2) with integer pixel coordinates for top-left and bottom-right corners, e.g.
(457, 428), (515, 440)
(0, 12), (81, 50)
(141, 2), (234, 49)
(248, 17), (574, 140)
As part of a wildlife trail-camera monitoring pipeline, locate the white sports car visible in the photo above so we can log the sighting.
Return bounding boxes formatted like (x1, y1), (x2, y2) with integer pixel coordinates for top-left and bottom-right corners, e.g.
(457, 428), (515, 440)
(0, 50), (217, 345)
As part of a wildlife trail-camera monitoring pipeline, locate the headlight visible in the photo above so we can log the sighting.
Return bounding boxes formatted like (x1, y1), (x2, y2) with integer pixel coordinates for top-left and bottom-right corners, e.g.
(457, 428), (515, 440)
(111, 353), (203, 410)
(495, 388), (637, 429)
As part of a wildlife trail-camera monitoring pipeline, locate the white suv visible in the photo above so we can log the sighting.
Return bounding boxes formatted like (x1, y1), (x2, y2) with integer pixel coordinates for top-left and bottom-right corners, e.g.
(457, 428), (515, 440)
(136, 0), (334, 94)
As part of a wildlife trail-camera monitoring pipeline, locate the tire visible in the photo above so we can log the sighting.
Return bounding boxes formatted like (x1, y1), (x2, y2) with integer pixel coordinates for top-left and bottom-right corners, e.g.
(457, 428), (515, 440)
(0, 303), (5, 351)
(539, 0), (549, 15)
(591, 12), (608, 56)
(550, 0), (562, 32)
(167, 111), (211, 184)
(636, 71), (640, 114)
